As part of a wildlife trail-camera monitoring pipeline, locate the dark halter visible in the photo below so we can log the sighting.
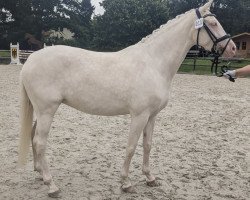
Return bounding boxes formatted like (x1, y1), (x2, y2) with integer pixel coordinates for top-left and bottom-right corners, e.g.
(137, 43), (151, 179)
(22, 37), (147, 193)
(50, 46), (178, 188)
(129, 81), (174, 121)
(195, 8), (233, 80)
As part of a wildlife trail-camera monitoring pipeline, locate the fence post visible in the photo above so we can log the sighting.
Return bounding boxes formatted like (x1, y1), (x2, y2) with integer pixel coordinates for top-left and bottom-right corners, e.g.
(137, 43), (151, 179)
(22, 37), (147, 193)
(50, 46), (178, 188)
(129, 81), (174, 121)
(10, 43), (21, 65)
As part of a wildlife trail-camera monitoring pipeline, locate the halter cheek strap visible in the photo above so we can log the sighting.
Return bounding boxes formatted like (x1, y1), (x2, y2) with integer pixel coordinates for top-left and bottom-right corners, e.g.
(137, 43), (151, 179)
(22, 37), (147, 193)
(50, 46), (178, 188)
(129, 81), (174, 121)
(196, 8), (202, 19)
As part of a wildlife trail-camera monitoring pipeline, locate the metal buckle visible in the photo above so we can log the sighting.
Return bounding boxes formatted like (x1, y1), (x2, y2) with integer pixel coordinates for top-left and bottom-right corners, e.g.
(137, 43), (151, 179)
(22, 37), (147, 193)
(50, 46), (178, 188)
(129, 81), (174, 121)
(218, 65), (235, 82)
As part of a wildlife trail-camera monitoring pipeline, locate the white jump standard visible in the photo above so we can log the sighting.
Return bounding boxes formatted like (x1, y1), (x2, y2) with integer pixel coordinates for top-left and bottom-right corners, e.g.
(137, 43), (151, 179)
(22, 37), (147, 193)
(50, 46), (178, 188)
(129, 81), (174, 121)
(10, 43), (21, 65)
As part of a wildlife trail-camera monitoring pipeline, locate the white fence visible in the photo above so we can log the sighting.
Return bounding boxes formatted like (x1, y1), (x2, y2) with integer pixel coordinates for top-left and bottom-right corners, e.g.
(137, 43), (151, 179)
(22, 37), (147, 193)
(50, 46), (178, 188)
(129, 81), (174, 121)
(19, 50), (35, 60)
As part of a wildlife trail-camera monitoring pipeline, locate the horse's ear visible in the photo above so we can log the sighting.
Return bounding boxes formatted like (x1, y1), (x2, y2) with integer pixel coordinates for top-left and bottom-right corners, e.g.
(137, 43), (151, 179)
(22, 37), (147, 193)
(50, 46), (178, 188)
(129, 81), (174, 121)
(200, 0), (214, 13)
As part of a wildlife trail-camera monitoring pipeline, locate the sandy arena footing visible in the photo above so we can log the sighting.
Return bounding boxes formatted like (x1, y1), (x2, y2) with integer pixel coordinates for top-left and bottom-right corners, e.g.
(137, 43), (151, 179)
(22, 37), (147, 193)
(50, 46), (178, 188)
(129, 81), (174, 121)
(0, 65), (249, 199)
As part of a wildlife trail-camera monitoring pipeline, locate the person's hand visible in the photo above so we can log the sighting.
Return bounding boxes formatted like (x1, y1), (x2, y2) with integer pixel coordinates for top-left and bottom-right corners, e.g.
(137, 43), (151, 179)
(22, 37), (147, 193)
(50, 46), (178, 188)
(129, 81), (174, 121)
(223, 70), (236, 80)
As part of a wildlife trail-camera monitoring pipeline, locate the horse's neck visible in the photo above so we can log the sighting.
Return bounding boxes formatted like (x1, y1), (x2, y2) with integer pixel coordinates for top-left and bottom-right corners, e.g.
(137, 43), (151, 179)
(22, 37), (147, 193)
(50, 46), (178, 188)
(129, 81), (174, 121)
(137, 11), (196, 82)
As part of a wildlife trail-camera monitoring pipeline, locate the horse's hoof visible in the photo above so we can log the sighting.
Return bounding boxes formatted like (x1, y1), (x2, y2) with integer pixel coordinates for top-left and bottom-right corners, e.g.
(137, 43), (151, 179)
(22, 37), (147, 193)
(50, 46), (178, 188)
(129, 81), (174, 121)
(121, 185), (136, 193)
(146, 179), (161, 187)
(48, 189), (61, 198)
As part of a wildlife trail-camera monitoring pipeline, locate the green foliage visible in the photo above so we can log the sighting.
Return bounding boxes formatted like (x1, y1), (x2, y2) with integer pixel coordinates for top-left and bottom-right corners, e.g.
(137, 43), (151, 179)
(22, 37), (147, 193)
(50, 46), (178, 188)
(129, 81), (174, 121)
(91, 0), (169, 51)
(168, 0), (250, 35)
(0, 0), (249, 51)
(0, 0), (94, 49)
(213, 0), (250, 35)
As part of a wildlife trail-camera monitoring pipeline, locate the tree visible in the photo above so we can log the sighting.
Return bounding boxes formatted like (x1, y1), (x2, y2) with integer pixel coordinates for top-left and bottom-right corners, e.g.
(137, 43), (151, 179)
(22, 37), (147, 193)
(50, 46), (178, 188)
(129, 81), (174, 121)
(92, 0), (169, 51)
(168, 0), (250, 35)
(0, 0), (94, 49)
(213, 0), (250, 35)
(56, 0), (95, 49)
(168, 0), (206, 17)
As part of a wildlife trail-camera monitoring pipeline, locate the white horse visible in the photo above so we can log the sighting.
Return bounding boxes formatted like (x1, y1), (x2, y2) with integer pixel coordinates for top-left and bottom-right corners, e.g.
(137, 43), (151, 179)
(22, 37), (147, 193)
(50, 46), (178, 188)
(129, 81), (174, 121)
(18, 0), (236, 197)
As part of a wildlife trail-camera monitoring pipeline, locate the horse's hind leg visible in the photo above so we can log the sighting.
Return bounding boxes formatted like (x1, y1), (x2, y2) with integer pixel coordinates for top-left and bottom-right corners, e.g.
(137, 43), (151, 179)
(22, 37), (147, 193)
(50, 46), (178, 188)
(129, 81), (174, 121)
(142, 116), (159, 187)
(33, 105), (60, 197)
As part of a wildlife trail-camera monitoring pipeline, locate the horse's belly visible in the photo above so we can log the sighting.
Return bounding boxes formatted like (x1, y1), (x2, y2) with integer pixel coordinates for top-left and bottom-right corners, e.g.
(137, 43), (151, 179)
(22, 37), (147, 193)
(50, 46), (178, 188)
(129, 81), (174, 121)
(63, 94), (130, 116)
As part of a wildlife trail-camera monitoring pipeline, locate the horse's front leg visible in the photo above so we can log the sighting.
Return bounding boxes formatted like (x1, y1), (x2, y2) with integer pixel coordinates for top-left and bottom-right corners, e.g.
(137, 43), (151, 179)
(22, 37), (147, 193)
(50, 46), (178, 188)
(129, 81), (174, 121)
(142, 116), (159, 187)
(121, 112), (150, 192)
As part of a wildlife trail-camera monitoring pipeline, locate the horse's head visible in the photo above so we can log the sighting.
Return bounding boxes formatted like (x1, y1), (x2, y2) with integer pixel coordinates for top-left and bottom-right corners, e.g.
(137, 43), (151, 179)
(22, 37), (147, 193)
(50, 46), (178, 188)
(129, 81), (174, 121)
(194, 0), (236, 57)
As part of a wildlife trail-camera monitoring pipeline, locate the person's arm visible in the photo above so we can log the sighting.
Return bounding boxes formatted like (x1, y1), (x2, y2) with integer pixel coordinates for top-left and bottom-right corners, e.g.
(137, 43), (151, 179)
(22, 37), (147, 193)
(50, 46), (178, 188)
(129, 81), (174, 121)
(235, 65), (250, 77)
(223, 65), (250, 79)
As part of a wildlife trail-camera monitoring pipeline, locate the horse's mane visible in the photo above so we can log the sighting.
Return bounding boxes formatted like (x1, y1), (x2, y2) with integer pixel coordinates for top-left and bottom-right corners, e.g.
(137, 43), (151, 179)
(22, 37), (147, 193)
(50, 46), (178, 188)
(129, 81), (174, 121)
(137, 9), (195, 45)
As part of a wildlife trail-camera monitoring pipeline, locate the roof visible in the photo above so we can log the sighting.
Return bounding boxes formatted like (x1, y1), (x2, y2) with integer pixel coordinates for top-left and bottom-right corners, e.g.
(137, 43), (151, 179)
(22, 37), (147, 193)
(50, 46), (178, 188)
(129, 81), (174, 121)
(232, 32), (250, 39)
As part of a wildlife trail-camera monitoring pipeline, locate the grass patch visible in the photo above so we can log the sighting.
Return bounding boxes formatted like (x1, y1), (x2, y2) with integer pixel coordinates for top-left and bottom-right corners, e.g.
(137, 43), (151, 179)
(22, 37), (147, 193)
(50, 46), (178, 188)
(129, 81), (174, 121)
(0, 51), (11, 64)
(0, 50), (10, 57)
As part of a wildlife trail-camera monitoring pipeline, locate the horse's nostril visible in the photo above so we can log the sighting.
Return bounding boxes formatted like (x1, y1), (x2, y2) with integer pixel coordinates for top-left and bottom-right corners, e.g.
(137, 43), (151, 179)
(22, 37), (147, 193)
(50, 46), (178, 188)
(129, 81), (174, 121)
(232, 46), (236, 51)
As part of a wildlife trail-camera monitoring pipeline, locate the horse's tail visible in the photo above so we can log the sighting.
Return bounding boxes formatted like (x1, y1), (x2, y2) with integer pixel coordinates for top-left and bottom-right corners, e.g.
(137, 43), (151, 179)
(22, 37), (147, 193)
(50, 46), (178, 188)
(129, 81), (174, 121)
(18, 78), (33, 166)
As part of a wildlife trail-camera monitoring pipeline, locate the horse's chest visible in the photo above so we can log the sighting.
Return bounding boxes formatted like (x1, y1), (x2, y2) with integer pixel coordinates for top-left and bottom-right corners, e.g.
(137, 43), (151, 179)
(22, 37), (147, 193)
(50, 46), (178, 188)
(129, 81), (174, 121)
(159, 94), (170, 110)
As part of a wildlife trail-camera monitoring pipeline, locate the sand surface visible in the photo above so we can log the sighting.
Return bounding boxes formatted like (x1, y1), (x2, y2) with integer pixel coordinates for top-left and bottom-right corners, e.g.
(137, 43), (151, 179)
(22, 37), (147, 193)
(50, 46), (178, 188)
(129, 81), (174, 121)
(0, 65), (250, 200)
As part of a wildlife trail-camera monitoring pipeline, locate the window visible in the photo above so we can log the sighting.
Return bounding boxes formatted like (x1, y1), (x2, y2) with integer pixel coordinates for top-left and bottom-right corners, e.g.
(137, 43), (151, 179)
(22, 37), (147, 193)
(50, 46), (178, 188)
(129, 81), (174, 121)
(242, 42), (247, 50)
(235, 42), (240, 50)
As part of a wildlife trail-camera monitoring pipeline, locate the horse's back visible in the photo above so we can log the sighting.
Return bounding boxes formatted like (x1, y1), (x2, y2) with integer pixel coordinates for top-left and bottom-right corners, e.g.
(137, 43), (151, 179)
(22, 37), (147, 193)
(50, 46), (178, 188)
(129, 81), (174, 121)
(21, 45), (167, 116)
(21, 46), (134, 115)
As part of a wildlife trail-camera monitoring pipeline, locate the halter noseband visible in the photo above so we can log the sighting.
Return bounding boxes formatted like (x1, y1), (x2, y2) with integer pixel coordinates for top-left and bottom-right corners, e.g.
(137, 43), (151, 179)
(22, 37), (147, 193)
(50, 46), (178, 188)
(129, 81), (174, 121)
(195, 8), (232, 76)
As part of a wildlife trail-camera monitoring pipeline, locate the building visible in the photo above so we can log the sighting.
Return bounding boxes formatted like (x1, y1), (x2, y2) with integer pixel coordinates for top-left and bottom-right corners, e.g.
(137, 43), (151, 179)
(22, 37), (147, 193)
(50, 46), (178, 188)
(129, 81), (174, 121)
(232, 32), (250, 58)
(50, 28), (75, 40)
